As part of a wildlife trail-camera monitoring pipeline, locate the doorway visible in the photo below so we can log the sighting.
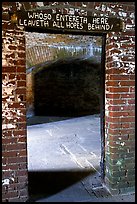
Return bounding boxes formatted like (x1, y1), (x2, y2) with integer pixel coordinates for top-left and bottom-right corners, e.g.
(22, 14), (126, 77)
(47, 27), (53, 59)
(25, 32), (105, 201)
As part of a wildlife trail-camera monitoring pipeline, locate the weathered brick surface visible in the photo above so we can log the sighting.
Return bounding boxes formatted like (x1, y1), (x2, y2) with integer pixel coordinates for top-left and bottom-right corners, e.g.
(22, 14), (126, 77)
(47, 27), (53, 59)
(2, 2), (28, 202)
(2, 1), (135, 202)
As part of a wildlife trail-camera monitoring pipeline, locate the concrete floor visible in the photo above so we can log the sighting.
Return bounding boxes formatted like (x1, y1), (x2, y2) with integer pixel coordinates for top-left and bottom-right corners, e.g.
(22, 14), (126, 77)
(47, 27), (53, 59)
(27, 114), (101, 171)
(27, 115), (135, 202)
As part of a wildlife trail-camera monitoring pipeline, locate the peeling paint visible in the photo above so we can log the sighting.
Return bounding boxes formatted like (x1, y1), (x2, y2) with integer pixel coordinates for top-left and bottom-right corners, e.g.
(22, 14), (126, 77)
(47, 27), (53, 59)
(105, 103), (109, 117)
(2, 178), (10, 185)
(118, 11), (127, 17)
(127, 149), (130, 153)
(36, 2), (44, 7)
(106, 141), (109, 145)
(17, 109), (23, 116)
(126, 24), (135, 30)
(106, 167), (109, 173)
(130, 13), (135, 18)
(82, 3), (87, 8)
(95, 6), (100, 11)
(16, 2), (23, 10)
(112, 55), (119, 61)
(2, 86), (15, 96)
(2, 177), (14, 186)
(101, 4), (106, 12)
(121, 142), (125, 146)
(116, 160), (122, 165)
(2, 124), (16, 129)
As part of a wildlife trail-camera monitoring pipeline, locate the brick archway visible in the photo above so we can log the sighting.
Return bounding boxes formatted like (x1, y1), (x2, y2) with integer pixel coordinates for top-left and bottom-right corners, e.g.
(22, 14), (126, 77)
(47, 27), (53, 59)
(2, 2), (135, 202)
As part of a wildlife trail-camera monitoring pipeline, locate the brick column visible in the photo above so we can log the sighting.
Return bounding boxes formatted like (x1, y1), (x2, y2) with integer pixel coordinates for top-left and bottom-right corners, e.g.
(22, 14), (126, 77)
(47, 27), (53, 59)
(105, 30), (135, 194)
(2, 2), (28, 202)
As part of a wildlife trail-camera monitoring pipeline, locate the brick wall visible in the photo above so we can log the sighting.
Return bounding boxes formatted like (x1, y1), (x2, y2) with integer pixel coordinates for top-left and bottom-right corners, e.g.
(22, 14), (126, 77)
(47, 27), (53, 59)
(104, 3), (135, 194)
(2, 2), (28, 202)
(2, 1), (135, 202)
(105, 33), (135, 193)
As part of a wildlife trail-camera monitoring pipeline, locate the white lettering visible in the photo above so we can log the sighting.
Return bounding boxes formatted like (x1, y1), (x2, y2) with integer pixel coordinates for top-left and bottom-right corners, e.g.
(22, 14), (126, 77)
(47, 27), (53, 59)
(44, 21), (49, 27)
(36, 20), (39, 26)
(88, 23), (111, 31)
(28, 20), (32, 26)
(55, 14), (87, 24)
(83, 17), (87, 24)
(88, 23), (92, 30)
(39, 13), (44, 19)
(66, 22), (83, 29)
(18, 19), (24, 26)
(92, 18), (100, 24)
(43, 13), (52, 20)
(34, 13), (39, 19)
(53, 21), (64, 28)
(24, 20), (27, 26)
(92, 17), (109, 25)
(53, 21), (57, 27)
(27, 12), (52, 20)
(106, 24), (110, 30)
(100, 17), (108, 24)
(28, 12), (34, 19)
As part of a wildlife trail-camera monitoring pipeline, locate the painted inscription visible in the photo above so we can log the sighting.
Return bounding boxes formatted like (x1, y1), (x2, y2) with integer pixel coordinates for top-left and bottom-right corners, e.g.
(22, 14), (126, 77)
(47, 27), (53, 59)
(17, 11), (122, 32)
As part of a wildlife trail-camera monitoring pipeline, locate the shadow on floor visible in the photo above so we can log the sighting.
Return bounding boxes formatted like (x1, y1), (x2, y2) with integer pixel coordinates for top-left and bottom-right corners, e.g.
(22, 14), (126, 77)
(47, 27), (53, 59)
(27, 169), (97, 202)
(27, 116), (73, 126)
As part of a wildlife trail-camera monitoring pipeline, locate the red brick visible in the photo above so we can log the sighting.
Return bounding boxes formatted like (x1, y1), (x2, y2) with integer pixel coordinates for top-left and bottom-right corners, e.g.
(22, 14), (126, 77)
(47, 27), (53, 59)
(109, 75), (130, 81)
(119, 81), (135, 86)
(8, 103), (22, 108)
(13, 130), (26, 137)
(15, 88), (26, 94)
(5, 143), (26, 151)
(127, 5), (135, 11)
(2, 151), (17, 158)
(17, 81), (26, 87)
(8, 157), (27, 164)
(17, 46), (25, 51)
(16, 74), (26, 80)
(17, 116), (26, 123)
(108, 106), (121, 111)
(120, 93), (135, 99)
(2, 191), (19, 199)
(2, 130), (13, 137)
(107, 87), (129, 93)
(109, 111), (130, 117)
(2, 137), (17, 144)
(109, 99), (127, 105)
(130, 75), (135, 80)
(106, 81), (119, 86)
(8, 45), (17, 50)
(18, 176), (28, 183)
(128, 100), (135, 104)
(18, 52), (25, 58)
(17, 137), (27, 143)
(16, 170), (28, 177)
(16, 123), (26, 130)
(17, 67), (26, 73)
(106, 94), (120, 99)
(2, 66), (16, 73)
(15, 60), (25, 66)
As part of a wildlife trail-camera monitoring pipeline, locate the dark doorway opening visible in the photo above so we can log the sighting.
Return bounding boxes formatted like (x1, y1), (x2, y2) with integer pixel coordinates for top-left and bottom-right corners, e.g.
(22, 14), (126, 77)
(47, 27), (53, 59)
(34, 57), (101, 117)
(26, 32), (105, 201)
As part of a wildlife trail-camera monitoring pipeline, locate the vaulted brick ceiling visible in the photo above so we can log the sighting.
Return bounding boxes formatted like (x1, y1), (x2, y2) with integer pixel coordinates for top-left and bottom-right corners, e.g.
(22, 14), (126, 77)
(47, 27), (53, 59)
(25, 32), (102, 68)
